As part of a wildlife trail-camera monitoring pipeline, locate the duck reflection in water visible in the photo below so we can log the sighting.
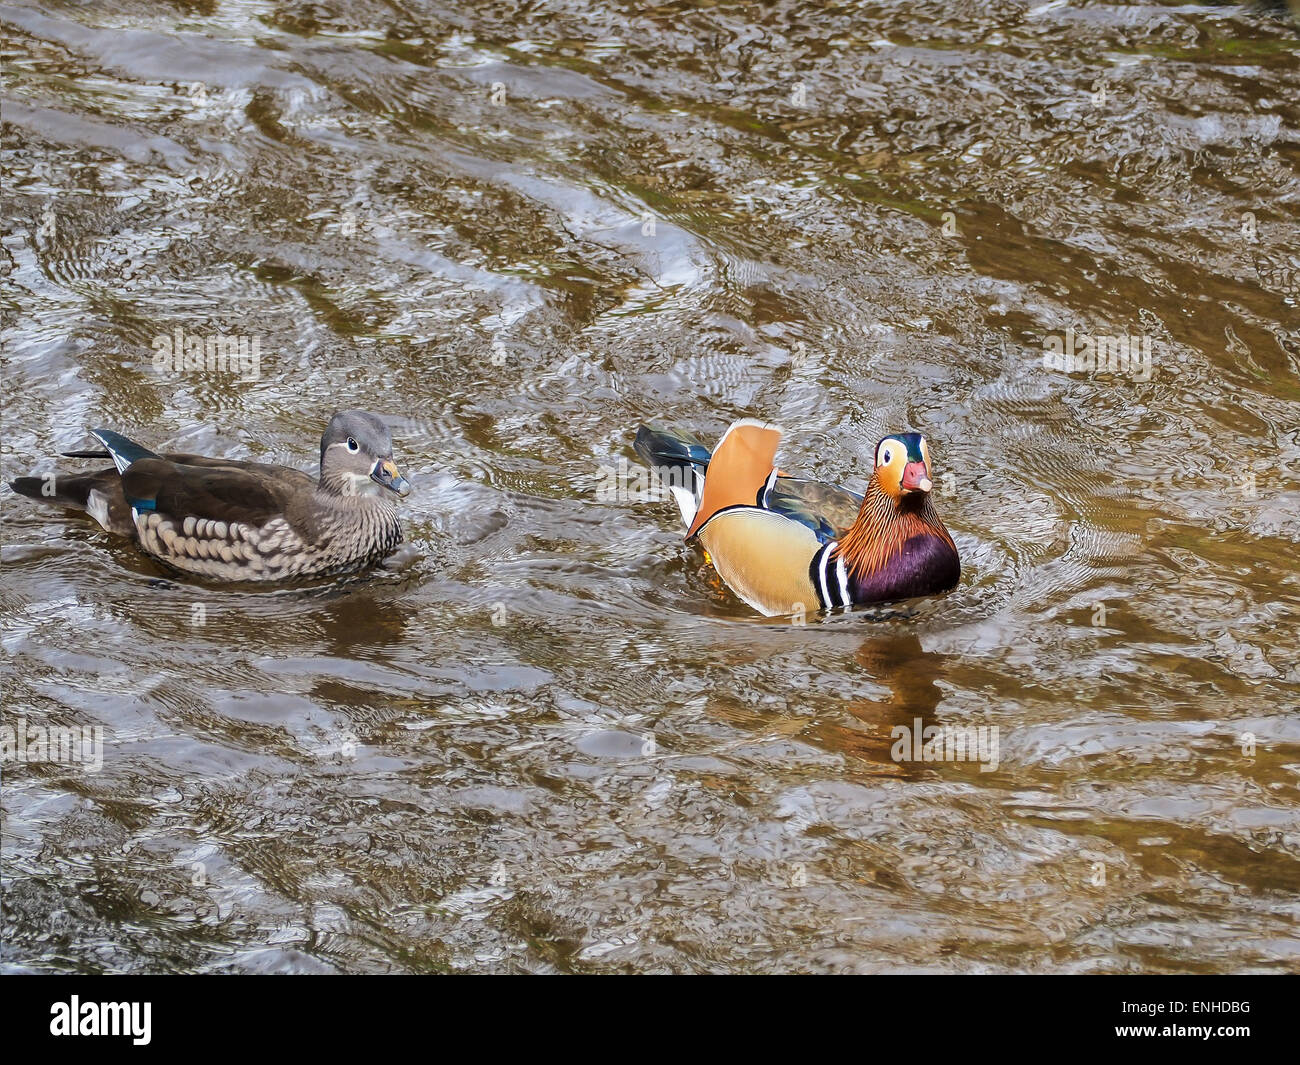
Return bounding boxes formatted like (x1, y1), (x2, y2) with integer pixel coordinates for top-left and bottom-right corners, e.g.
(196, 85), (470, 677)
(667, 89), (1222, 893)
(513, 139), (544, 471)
(804, 633), (990, 777)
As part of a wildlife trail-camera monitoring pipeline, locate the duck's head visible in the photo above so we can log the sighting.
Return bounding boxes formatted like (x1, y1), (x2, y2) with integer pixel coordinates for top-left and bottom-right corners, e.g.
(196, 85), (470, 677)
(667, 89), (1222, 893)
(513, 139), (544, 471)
(871, 432), (934, 505)
(319, 410), (411, 498)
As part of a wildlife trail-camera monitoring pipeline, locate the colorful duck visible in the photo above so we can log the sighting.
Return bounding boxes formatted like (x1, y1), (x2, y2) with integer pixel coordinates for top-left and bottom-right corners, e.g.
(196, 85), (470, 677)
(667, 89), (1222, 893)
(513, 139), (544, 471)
(634, 420), (960, 616)
(7, 411), (411, 582)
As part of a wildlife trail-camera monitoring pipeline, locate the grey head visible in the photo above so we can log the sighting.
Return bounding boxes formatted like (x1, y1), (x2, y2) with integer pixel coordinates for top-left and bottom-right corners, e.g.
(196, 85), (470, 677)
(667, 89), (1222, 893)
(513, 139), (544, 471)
(318, 410), (411, 498)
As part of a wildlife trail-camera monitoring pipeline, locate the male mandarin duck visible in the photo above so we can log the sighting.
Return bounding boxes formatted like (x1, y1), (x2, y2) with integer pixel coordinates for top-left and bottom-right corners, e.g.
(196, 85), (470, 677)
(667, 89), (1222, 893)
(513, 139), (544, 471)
(634, 420), (960, 617)
(7, 411), (411, 582)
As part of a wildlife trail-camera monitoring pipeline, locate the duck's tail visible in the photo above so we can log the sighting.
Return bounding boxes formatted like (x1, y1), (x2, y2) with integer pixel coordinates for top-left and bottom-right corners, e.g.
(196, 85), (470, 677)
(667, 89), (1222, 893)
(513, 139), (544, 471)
(633, 425), (712, 530)
(7, 432), (152, 535)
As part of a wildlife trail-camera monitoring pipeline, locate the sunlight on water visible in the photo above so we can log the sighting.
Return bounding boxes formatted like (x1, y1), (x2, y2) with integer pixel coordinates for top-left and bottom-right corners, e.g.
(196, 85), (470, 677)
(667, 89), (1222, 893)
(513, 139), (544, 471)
(1, 0), (1298, 973)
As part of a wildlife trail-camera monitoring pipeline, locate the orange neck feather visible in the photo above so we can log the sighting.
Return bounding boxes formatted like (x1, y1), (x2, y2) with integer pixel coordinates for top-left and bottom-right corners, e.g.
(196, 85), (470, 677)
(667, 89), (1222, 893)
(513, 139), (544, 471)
(836, 478), (956, 579)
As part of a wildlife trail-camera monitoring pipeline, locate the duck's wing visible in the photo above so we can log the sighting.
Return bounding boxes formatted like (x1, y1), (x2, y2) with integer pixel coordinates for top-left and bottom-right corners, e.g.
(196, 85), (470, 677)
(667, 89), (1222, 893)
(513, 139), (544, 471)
(684, 419), (782, 540)
(765, 476), (864, 544)
(80, 428), (308, 530)
(121, 459), (308, 530)
(15, 434), (314, 537)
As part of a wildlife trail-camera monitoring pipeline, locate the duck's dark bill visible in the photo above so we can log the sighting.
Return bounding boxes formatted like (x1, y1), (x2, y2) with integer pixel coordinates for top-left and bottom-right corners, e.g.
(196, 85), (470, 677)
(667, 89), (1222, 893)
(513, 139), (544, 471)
(371, 459), (411, 497)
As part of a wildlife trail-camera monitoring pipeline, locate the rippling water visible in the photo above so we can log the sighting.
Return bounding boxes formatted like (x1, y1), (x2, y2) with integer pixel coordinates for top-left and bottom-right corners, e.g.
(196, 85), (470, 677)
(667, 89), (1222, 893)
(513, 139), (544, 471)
(2, 0), (1298, 973)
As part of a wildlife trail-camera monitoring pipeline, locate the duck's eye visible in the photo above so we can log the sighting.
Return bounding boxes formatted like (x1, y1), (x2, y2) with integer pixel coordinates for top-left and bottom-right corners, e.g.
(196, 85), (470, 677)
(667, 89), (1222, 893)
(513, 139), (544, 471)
(346, 437), (359, 452)
(881, 448), (893, 466)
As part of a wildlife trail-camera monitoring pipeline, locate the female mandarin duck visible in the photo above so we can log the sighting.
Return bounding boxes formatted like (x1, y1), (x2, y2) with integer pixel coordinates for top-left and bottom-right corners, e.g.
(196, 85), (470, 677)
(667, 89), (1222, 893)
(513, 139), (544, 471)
(7, 411), (411, 582)
(634, 420), (960, 616)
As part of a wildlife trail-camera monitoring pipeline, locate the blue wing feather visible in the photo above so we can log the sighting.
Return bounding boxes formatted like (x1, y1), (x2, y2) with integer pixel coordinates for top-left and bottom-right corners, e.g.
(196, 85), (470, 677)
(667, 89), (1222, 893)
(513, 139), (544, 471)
(765, 476), (863, 544)
(89, 429), (159, 475)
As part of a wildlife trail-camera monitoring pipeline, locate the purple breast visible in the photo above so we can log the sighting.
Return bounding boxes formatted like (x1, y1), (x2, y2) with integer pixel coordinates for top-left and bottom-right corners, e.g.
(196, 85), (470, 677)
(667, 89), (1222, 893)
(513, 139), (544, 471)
(848, 533), (960, 605)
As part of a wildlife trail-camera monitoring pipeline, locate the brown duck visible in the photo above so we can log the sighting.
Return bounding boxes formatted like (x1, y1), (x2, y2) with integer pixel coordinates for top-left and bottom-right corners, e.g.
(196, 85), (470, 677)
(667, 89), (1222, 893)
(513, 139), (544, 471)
(8, 411), (411, 582)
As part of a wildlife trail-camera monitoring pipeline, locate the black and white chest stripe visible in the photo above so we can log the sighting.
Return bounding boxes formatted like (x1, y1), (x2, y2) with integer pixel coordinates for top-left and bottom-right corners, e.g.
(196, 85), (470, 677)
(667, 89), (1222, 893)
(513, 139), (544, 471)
(763, 473), (851, 610)
(809, 543), (852, 610)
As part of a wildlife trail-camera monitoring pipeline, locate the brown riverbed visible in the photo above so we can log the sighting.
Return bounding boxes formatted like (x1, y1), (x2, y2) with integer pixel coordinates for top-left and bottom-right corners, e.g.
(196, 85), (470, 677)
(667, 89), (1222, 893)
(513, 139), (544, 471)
(2, 0), (1298, 973)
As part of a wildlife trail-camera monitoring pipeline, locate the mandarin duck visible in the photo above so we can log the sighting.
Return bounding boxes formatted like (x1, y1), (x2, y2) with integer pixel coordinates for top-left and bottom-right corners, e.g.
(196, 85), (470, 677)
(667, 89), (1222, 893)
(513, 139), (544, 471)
(7, 411), (411, 582)
(633, 420), (960, 616)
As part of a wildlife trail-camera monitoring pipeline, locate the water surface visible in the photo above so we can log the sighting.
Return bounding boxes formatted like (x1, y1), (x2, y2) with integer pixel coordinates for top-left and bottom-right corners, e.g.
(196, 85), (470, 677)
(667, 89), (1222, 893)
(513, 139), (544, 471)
(2, 0), (1298, 972)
